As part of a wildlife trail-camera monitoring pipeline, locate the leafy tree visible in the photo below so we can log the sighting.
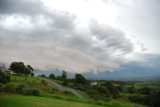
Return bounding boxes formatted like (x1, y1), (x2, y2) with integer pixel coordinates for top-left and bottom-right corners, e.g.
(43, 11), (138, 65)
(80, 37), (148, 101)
(150, 90), (160, 107)
(0, 70), (10, 83)
(94, 85), (110, 97)
(38, 74), (46, 78)
(62, 71), (67, 86)
(27, 65), (34, 75)
(9, 62), (33, 76)
(23, 67), (31, 76)
(75, 74), (86, 84)
(62, 71), (67, 80)
(49, 74), (55, 79)
(9, 62), (26, 74)
(27, 65), (33, 71)
(56, 76), (62, 80)
(137, 87), (151, 95)
(31, 73), (34, 76)
(127, 86), (136, 93)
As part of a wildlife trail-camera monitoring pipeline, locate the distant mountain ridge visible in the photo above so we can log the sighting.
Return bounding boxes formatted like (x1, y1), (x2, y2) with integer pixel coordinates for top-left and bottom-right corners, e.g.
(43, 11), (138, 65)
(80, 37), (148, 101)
(87, 75), (160, 82)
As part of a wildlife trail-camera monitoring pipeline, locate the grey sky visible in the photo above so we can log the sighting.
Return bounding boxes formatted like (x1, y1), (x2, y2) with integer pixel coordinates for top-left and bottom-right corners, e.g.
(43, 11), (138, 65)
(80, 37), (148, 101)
(0, 0), (159, 74)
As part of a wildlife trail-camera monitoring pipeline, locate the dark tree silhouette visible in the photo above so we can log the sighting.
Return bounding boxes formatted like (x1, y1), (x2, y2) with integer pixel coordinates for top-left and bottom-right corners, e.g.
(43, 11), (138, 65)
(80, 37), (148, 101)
(49, 74), (55, 79)
(62, 71), (67, 86)
(0, 70), (10, 83)
(9, 62), (33, 76)
(75, 74), (86, 84)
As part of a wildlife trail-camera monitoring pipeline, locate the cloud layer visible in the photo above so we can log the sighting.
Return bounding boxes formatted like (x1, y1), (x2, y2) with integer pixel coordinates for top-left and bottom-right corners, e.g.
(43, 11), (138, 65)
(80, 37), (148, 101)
(0, 0), (159, 74)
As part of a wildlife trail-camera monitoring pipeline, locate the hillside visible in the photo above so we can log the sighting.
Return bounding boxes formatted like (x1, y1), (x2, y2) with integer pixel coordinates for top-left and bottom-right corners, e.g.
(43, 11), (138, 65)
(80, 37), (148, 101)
(0, 75), (146, 107)
(0, 95), (103, 107)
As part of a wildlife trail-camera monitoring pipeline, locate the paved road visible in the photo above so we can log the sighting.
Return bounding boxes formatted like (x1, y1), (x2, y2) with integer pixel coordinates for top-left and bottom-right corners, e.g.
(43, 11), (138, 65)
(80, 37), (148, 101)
(40, 78), (85, 99)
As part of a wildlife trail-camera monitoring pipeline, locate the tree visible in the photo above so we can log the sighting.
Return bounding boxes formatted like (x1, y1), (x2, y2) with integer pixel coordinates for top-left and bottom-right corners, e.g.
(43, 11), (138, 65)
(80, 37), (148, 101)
(31, 73), (34, 76)
(0, 70), (10, 83)
(38, 74), (46, 78)
(62, 71), (68, 86)
(9, 62), (26, 74)
(75, 74), (86, 84)
(138, 87), (151, 95)
(127, 86), (136, 93)
(9, 62), (33, 76)
(49, 74), (55, 79)
(56, 76), (62, 80)
(150, 90), (160, 107)
(27, 65), (33, 71)
(62, 71), (67, 80)
(23, 67), (31, 76)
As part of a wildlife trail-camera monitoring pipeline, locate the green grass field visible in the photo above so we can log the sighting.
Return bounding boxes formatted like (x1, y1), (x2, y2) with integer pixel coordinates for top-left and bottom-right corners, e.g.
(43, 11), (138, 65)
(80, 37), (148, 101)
(0, 94), (145, 107)
(125, 81), (160, 89)
(0, 75), (147, 107)
(10, 75), (58, 92)
(0, 95), (104, 107)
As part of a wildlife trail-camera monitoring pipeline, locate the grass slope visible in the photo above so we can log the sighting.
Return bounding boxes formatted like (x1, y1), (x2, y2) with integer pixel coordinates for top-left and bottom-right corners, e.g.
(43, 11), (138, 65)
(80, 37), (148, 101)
(0, 75), (146, 107)
(0, 95), (103, 107)
(10, 75), (57, 92)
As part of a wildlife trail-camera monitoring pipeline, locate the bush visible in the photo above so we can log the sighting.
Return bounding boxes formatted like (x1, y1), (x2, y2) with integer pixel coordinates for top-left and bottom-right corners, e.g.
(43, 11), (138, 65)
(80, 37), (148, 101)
(50, 87), (58, 93)
(137, 87), (151, 95)
(2, 83), (16, 93)
(0, 70), (10, 83)
(150, 90), (160, 107)
(15, 83), (26, 93)
(128, 94), (150, 105)
(95, 101), (104, 105)
(126, 86), (136, 93)
(23, 88), (39, 96)
(128, 90), (160, 107)
(38, 74), (46, 78)
(62, 80), (68, 86)
(41, 80), (47, 85)
(75, 74), (86, 84)
(49, 74), (55, 79)
(0, 83), (3, 92)
(64, 90), (73, 95)
(31, 73), (34, 76)
(74, 84), (86, 91)
(0, 83), (39, 96)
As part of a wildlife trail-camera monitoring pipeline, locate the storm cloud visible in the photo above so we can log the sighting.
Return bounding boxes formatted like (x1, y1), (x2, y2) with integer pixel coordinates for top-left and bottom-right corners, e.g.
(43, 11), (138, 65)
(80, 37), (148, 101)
(0, 0), (158, 74)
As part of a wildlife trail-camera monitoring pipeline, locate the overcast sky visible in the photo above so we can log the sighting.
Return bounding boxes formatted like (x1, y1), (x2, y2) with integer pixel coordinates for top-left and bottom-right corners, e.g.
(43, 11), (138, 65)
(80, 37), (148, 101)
(0, 0), (160, 75)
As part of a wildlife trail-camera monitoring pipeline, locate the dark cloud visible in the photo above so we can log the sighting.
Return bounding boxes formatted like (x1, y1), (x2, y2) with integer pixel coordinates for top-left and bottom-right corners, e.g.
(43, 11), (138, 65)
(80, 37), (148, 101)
(89, 20), (133, 54)
(0, 0), (44, 15)
(0, 0), (136, 73)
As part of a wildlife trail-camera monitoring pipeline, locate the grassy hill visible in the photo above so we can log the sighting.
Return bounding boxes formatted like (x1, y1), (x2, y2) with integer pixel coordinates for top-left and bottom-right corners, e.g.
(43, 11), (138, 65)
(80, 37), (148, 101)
(0, 75), (145, 107)
(0, 95), (103, 107)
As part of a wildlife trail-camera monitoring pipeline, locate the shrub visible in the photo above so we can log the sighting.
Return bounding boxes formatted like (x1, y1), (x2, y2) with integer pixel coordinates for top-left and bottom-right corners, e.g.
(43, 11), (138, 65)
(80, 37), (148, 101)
(15, 83), (26, 93)
(2, 83), (16, 93)
(38, 74), (46, 78)
(31, 73), (34, 76)
(0, 83), (39, 96)
(22, 88), (40, 96)
(49, 74), (55, 79)
(137, 87), (151, 95)
(0, 70), (10, 83)
(41, 80), (47, 85)
(64, 90), (72, 95)
(62, 80), (68, 86)
(150, 90), (160, 107)
(75, 74), (86, 84)
(0, 83), (4, 92)
(128, 94), (150, 105)
(50, 87), (58, 93)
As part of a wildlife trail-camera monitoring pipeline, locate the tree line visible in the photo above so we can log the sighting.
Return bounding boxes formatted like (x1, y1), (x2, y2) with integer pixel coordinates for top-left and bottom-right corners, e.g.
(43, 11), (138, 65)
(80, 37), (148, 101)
(39, 71), (86, 86)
